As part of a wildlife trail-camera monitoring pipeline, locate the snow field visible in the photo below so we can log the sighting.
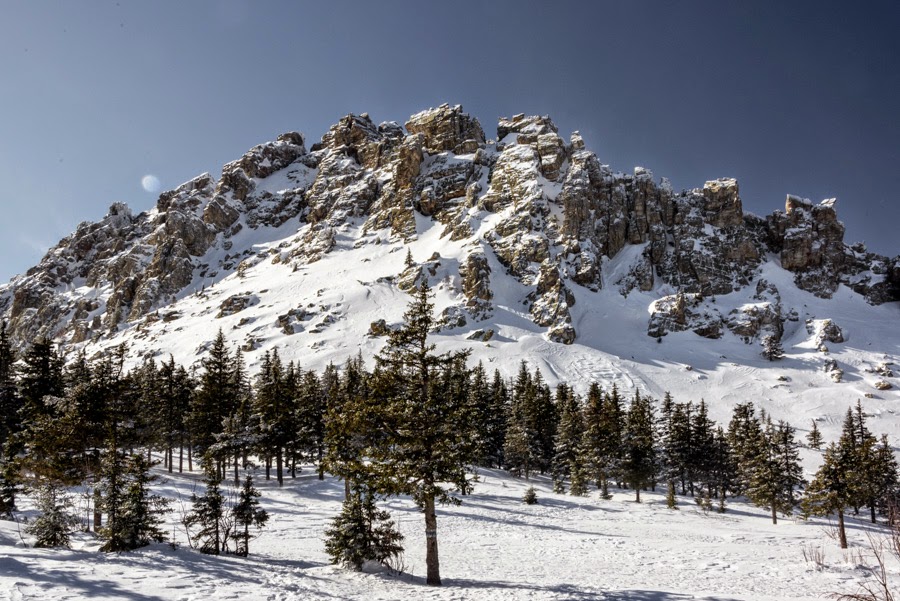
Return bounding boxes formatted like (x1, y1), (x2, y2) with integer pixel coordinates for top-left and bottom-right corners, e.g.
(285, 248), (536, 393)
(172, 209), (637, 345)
(1, 461), (896, 600)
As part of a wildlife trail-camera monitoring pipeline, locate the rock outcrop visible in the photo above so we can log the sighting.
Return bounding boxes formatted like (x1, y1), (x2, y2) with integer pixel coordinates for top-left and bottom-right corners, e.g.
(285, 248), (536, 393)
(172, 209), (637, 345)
(0, 104), (896, 351)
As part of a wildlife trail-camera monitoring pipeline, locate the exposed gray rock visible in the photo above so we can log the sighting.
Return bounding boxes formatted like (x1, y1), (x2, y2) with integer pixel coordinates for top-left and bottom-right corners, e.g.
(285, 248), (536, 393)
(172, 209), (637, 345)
(405, 104), (485, 155)
(648, 292), (723, 339)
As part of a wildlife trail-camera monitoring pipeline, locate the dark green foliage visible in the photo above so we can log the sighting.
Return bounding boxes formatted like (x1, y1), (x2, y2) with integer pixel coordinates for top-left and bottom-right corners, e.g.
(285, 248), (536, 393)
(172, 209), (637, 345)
(151, 356), (194, 474)
(27, 480), (79, 548)
(190, 331), (240, 456)
(580, 383), (627, 498)
(551, 384), (587, 495)
(727, 402), (765, 495)
(100, 454), (170, 552)
(296, 367), (327, 480)
(523, 486), (538, 505)
(185, 460), (228, 555)
(324, 485), (404, 571)
(803, 441), (856, 548)
(806, 420), (823, 450)
(252, 349), (289, 485)
(18, 339), (65, 427)
(0, 322), (20, 448)
(348, 283), (478, 585)
(622, 392), (656, 502)
(760, 335), (784, 361)
(746, 421), (804, 524)
(232, 474), (269, 557)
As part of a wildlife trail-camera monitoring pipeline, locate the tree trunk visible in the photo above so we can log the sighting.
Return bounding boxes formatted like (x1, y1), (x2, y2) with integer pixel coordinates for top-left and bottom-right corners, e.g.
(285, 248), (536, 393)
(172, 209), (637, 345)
(93, 487), (102, 531)
(188, 444), (193, 472)
(424, 493), (441, 586)
(179, 444), (184, 473)
(870, 499), (877, 524)
(265, 456), (271, 480)
(771, 501), (777, 525)
(635, 486), (641, 503)
(234, 451), (240, 487)
(276, 448), (283, 487)
(838, 510), (848, 549)
(344, 478), (351, 502)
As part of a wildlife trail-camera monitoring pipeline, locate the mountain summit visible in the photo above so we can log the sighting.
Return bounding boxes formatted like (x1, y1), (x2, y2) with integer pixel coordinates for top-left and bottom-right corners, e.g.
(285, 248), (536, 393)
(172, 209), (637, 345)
(1, 104), (898, 432)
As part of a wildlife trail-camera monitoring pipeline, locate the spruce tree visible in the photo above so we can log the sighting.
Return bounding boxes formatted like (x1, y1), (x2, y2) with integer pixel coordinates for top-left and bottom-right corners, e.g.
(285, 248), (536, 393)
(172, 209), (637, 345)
(185, 459), (228, 555)
(622, 392), (656, 502)
(806, 420), (823, 450)
(760, 335), (784, 361)
(727, 402), (764, 495)
(356, 283), (478, 585)
(26, 480), (79, 548)
(190, 331), (238, 457)
(803, 441), (856, 548)
(297, 368), (326, 480)
(100, 454), (170, 552)
(484, 370), (509, 469)
(324, 484), (404, 571)
(746, 421), (804, 524)
(232, 474), (269, 557)
(551, 385), (586, 495)
(252, 349), (291, 485)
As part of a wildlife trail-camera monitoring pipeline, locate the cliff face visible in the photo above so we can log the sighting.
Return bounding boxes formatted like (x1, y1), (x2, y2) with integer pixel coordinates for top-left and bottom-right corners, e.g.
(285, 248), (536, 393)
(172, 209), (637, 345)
(1, 104), (896, 350)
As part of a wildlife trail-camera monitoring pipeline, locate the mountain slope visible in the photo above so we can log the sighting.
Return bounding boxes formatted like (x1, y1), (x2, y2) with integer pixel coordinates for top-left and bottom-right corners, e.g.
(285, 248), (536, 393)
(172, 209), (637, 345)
(1, 104), (898, 446)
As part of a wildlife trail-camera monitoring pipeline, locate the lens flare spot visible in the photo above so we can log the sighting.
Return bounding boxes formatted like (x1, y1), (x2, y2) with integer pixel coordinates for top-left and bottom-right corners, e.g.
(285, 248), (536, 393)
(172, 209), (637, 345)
(141, 174), (161, 193)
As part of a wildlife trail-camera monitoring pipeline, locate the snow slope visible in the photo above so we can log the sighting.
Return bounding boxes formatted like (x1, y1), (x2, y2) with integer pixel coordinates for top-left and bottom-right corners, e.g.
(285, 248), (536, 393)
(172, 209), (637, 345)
(74, 203), (900, 454)
(1, 462), (894, 600)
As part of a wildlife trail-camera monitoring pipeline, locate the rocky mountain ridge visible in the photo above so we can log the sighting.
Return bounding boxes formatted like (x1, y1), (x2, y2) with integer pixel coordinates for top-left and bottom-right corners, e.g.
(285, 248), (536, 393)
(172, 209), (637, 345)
(1, 103), (898, 354)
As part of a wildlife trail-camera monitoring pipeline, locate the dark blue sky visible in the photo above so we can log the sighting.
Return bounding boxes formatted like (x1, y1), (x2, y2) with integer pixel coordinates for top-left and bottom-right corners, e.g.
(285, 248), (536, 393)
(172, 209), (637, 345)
(2, 1), (899, 282)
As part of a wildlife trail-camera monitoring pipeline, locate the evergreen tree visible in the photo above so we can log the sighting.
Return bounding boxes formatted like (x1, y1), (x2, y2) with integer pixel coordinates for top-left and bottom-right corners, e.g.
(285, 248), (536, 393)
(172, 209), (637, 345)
(0, 321), (20, 448)
(18, 339), (65, 427)
(26, 480), (79, 548)
(803, 441), (856, 548)
(0, 323), (19, 517)
(100, 454), (170, 552)
(324, 357), (372, 500)
(155, 356), (194, 474)
(873, 434), (900, 521)
(581, 382), (619, 499)
(522, 486), (538, 505)
(232, 474), (269, 557)
(190, 331), (238, 458)
(504, 363), (536, 478)
(806, 420), (823, 450)
(356, 283), (478, 585)
(760, 335), (784, 361)
(708, 426), (736, 511)
(727, 402), (764, 494)
(622, 392), (656, 502)
(689, 400), (717, 497)
(746, 421), (804, 524)
(252, 349), (292, 485)
(551, 385), (586, 495)
(467, 362), (492, 467)
(185, 459), (228, 555)
(324, 484), (404, 571)
(475, 369), (508, 469)
(851, 400), (888, 523)
(297, 368), (326, 480)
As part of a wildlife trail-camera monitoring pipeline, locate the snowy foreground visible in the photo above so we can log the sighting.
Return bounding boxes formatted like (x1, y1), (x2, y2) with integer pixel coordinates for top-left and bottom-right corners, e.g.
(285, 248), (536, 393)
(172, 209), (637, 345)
(2, 464), (896, 600)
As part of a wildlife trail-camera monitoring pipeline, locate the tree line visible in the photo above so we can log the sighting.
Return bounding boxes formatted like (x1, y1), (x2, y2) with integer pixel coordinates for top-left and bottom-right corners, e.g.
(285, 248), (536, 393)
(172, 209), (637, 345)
(0, 284), (897, 585)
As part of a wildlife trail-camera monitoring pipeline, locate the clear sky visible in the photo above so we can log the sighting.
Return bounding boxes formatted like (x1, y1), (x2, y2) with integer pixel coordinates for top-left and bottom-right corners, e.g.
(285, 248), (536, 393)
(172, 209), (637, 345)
(2, 1), (899, 283)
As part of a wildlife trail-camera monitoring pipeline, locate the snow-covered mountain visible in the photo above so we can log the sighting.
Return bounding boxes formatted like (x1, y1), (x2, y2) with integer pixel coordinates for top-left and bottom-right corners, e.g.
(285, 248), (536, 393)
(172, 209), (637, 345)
(1, 103), (898, 444)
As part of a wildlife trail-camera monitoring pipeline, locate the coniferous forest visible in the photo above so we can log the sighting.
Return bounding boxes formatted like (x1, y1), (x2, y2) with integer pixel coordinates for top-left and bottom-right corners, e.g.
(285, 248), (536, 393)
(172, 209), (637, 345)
(1, 284), (899, 590)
